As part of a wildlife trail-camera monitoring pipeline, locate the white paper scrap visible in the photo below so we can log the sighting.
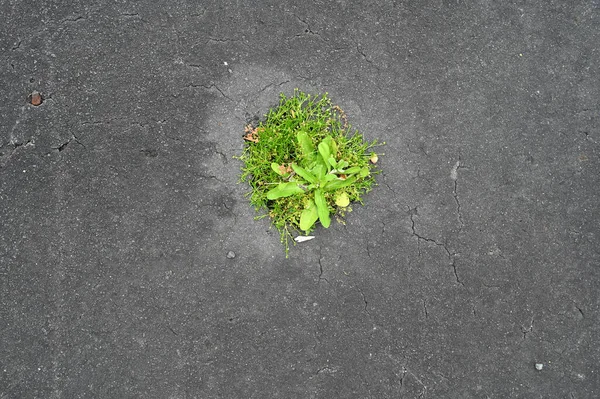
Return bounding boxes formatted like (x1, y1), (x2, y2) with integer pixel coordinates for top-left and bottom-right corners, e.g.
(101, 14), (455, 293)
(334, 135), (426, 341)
(294, 236), (315, 243)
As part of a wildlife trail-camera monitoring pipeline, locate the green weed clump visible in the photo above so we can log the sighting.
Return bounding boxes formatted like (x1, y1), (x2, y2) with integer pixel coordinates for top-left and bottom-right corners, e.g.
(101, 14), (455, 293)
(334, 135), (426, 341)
(238, 89), (382, 254)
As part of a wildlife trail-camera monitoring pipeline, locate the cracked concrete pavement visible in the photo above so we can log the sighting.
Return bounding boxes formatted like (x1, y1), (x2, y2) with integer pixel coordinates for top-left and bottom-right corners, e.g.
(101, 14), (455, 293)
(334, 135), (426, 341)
(1, 1), (599, 398)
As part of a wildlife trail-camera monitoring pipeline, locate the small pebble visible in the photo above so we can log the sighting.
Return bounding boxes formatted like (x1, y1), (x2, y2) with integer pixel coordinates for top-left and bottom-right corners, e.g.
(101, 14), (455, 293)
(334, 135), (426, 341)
(29, 91), (43, 106)
(535, 363), (543, 371)
(226, 251), (236, 259)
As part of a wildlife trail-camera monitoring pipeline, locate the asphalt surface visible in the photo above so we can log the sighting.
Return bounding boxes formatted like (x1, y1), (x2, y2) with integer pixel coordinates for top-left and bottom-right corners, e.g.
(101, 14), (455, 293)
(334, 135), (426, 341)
(1, 1), (599, 398)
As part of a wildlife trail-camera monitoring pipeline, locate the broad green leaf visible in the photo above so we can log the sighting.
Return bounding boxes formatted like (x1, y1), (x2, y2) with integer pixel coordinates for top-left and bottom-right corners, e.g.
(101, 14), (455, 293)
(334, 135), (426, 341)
(266, 182), (304, 200)
(323, 136), (337, 155)
(314, 189), (331, 228)
(324, 174), (337, 182)
(327, 157), (337, 168)
(344, 166), (361, 175)
(359, 167), (370, 178)
(313, 164), (326, 182)
(291, 163), (317, 184)
(323, 176), (357, 191)
(318, 141), (331, 168)
(271, 162), (284, 176)
(300, 200), (319, 232)
(315, 154), (328, 170)
(297, 131), (315, 161)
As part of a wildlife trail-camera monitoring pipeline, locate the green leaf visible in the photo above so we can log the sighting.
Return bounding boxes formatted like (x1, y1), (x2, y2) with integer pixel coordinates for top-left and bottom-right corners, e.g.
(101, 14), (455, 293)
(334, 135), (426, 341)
(318, 141), (331, 167)
(271, 162), (284, 176)
(266, 182), (304, 200)
(297, 131), (315, 161)
(324, 174), (337, 182)
(313, 164), (326, 182)
(327, 157), (337, 168)
(299, 200), (318, 232)
(314, 189), (331, 228)
(323, 176), (357, 191)
(359, 167), (370, 178)
(323, 136), (337, 155)
(344, 166), (361, 175)
(292, 163), (317, 184)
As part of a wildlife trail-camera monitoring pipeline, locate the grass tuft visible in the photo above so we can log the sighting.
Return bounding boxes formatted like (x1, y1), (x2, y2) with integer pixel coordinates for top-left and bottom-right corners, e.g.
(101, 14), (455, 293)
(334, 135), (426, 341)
(237, 89), (383, 255)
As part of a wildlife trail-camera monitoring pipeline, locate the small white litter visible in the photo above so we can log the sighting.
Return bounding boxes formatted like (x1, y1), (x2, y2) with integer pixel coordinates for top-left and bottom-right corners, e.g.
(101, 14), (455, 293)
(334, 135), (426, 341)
(294, 236), (315, 243)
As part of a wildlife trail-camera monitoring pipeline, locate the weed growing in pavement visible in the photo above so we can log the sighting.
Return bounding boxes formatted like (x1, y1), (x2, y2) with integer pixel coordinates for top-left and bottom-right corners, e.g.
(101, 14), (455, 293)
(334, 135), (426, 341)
(238, 89), (383, 255)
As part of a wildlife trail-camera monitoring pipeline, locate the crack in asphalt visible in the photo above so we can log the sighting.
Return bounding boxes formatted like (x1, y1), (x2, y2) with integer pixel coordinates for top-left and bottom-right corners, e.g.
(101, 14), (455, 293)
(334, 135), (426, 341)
(380, 171), (397, 194)
(357, 288), (369, 314)
(382, 180), (395, 193)
(400, 367), (427, 397)
(167, 326), (178, 336)
(351, 38), (373, 64)
(186, 83), (233, 101)
(292, 14), (324, 40)
(582, 130), (598, 144)
(0, 139), (35, 167)
(399, 368), (407, 387)
(409, 209), (464, 286)
(407, 142), (429, 157)
(451, 260), (463, 286)
(412, 168), (434, 187)
(53, 134), (86, 152)
(408, 209), (423, 257)
(257, 80), (291, 95)
(451, 156), (465, 233)
(317, 246), (329, 284)
(521, 318), (535, 340)
(61, 16), (88, 24)
(409, 211), (449, 254)
(215, 150), (228, 164)
(198, 174), (224, 183)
